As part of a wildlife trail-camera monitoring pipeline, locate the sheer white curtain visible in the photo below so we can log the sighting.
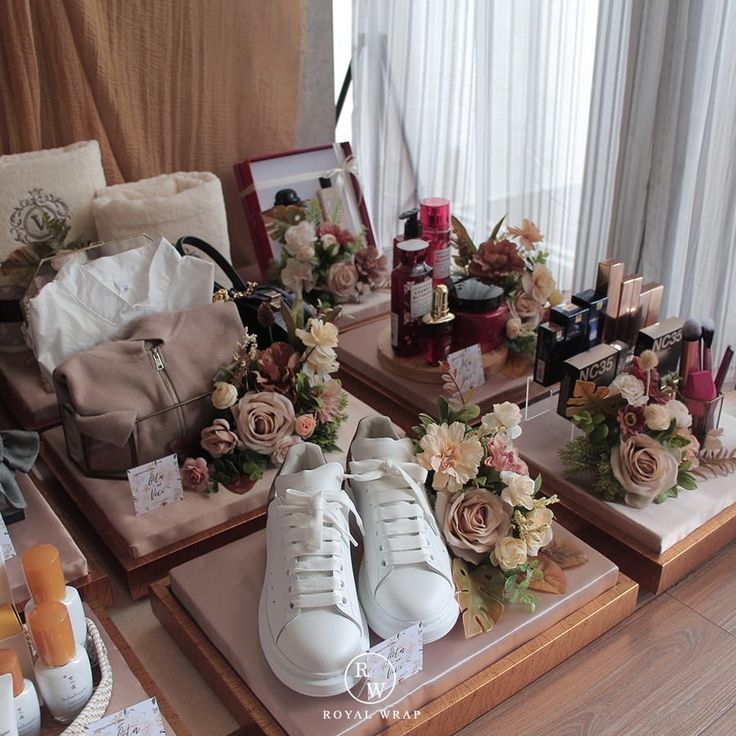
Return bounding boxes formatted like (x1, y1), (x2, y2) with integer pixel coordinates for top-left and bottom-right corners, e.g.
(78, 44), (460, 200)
(352, 0), (599, 289)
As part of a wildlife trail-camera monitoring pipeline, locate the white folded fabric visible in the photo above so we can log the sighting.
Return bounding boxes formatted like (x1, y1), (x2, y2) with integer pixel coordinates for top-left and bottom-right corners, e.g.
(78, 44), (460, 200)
(0, 140), (106, 264)
(92, 171), (231, 262)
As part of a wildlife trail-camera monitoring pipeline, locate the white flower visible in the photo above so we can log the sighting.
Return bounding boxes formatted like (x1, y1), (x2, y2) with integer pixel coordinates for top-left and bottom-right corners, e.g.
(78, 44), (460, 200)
(296, 318), (339, 349)
(294, 243), (315, 262)
(284, 220), (316, 256)
(321, 233), (340, 256)
(665, 399), (691, 429)
(302, 345), (339, 383)
(644, 404), (671, 431)
(506, 317), (522, 340)
(211, 382), (238, 410)
(280, 259), (314, 296)
(609, 374), (648, 407)
(639, 349), (659, 371)
(500, 471), (535, 509)
(491, 537), (528, 571)
(482, 402), (523, 440)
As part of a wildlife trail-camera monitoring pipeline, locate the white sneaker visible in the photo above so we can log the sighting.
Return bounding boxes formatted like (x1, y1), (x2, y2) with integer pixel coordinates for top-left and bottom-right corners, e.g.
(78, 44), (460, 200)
(347, 416), (459, 643)
(259, 443), (369, 697)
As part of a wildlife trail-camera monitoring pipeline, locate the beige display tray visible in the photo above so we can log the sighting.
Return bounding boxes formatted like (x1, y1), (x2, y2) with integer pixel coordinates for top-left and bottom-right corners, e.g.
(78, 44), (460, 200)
(39, 393), (382, 599)
(0, 349), (59, 431)
(516, 395), (736, 593)
(336, 315), (547, 432)
(150, 524), (637, 736)
(38, 604), (188, 735)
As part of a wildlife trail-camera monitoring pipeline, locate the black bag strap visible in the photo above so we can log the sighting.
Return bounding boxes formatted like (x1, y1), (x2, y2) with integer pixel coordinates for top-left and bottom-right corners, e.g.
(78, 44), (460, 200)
(174, 235), (248, 291)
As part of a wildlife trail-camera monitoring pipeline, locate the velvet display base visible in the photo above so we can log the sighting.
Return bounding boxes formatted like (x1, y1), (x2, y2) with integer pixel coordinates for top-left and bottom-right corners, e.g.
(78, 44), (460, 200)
(516, 396), (736, 554)
(4, 473), (87, 605)
(40, 393), (385, 559)
(0, 350), (59, 430)
(169, 523), (617, 736)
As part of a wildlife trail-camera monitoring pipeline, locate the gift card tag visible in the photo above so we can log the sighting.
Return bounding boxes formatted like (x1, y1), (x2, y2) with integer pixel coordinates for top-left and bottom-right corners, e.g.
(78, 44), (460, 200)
(127, 455), (184, 515)
(447, 343), (485, 393)
(369, 622), (423, 685)
(84, 697), (166, 735)
(0, 516), (15, 561)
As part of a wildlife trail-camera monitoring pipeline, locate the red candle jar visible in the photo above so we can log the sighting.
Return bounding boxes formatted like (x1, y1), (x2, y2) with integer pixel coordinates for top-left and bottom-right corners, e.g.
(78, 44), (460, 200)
(449, 278), (509, 353)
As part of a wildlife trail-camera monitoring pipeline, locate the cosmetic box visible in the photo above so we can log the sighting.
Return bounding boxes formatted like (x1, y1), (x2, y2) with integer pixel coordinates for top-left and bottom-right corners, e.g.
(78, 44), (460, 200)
(53, 302), (242, 479)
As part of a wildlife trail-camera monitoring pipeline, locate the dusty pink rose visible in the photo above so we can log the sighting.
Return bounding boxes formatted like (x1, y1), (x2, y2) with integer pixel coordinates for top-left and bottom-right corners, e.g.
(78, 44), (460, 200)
(231, 392), (296, 455)
(484, 435), (529, 474)
(354, 247), (389, 288)
(327, 260), (359, 303)
(201, 418), (242, 458)
(295, 414), (317, 439)
(270, 435), (302, 465)
(468, 239), (525, 281)
(435, 488), (511, 564)
(318, 222), (355, 246)
(316, 379), (344, 423)
(181, 458), (209, 494)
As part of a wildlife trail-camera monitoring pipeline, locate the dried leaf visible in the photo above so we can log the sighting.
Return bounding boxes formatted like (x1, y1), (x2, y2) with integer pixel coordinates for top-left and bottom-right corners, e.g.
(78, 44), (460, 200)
(0, 244), (44, 288)
(541, 538), (589, 569)
(565, 380), (611, 418)
(451, 215), (477, 257)
(453, 558), (504, 638)
(692, 448), (736, 481)
(526, 554), (567, 594)
(261, 204), (306, 242)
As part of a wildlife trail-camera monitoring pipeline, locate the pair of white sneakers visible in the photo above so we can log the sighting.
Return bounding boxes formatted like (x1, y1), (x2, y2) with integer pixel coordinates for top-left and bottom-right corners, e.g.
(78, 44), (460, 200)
(258, 415), (459, 697)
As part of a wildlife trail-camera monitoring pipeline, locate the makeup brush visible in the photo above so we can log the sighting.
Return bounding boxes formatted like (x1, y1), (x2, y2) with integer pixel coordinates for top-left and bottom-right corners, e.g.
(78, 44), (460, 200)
(680, 318), (702, 386)
(701, 318), (715, 374)
(715, 345), (733, 394)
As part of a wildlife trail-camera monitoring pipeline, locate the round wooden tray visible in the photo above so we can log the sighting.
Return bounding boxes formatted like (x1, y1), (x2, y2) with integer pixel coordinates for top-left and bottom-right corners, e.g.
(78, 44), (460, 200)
(377, 327), (508, 384)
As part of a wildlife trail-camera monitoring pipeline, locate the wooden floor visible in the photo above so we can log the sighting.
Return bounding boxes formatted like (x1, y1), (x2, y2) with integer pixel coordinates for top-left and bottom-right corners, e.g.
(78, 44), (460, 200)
(458, 539), (736, 736)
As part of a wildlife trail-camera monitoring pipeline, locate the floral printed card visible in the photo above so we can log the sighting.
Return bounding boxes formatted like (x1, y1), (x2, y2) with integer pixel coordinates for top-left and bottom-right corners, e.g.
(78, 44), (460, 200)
(84, 697), (166, 735)
(126, 455), (184, 516)
(447, 344), (485, 393)
(369, 622), (423, 685)
(0, 515), (15, 561)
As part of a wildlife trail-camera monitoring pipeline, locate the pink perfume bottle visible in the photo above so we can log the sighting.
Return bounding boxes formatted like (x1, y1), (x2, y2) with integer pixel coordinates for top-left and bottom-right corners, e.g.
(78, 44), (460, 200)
(420, 197), (452, 286)
(391, 240), (433, 357)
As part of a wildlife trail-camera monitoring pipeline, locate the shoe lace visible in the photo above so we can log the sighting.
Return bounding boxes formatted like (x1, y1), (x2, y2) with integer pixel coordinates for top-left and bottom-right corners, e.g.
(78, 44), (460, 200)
(279, 487), (364, 610)
(346, 458), (439, 568)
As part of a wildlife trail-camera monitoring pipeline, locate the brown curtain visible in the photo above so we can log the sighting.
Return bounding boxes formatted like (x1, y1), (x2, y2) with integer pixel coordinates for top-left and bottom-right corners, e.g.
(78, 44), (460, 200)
(0, 0), (305, 265)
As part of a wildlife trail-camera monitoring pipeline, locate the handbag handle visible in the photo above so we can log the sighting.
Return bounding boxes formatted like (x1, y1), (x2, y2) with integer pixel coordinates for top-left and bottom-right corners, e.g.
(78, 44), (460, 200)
(174, 235), (248, 291)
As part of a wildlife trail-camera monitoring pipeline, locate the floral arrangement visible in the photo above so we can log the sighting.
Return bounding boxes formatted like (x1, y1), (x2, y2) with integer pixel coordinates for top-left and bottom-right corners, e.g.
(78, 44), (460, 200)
(452, 216), (562, 359)
(558, 351), (703, 507)
(263, 197), (388, 307)
(412, 379), (587, 638)
(180, 304), (348, 495)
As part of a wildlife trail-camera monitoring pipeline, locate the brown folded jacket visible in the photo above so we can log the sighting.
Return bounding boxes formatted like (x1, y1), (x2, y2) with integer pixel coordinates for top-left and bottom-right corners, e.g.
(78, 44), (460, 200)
(53, 301), (243, 478)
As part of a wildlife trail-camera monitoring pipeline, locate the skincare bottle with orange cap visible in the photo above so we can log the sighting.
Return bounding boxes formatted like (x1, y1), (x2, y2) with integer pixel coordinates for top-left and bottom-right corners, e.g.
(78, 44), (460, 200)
(27, 602), (92, 724)
(21, 545), (86, 651)
(0, 649), (40, 736)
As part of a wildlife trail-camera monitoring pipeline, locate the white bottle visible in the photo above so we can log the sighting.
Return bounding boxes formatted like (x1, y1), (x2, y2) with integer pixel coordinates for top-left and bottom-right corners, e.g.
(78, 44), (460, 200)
(0, 649), (40, 736)
(27, 602), (93, 725)
(0, 672), (19, 736)
(21, 545), (87, 651)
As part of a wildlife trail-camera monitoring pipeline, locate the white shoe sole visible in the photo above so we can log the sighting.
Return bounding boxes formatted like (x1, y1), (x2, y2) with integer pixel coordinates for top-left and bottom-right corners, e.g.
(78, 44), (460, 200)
(258, 591), (370, 697)
(358, 564), (459, 644)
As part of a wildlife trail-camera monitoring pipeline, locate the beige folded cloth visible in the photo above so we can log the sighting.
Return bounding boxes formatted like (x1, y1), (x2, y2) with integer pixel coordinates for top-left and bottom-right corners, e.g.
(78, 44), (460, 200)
(0, 140), (106, 264)
(92, 171), (231, 262)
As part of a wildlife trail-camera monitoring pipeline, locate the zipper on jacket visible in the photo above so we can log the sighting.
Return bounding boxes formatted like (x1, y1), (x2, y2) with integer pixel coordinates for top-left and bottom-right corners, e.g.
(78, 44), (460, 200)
(150, 346), (186, 438)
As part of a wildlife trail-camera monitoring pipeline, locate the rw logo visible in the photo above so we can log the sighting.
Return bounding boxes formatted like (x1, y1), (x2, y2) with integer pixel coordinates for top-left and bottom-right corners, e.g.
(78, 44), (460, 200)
(344, 652), (397, 705)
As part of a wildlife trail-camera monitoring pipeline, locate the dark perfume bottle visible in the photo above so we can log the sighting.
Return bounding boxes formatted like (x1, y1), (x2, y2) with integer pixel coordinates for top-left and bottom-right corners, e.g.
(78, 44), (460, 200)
(423, 285), (455, 366)
(391, 239), (433, 357)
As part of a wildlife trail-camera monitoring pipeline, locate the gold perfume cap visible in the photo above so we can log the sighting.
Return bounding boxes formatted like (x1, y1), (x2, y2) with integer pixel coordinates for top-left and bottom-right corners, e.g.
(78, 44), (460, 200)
(423, 284), (455, 325)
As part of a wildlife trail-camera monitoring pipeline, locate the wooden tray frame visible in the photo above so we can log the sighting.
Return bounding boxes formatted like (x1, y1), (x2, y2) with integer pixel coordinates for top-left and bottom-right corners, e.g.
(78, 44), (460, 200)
(39, 603), (190, 736)
(38, 441), (266, 600)
(546, 495), (736, 594)
(150, 574), (638, 736)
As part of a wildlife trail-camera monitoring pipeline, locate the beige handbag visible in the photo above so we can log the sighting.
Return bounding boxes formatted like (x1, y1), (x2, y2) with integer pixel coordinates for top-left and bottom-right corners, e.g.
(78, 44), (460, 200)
(53, 301), (242, 479)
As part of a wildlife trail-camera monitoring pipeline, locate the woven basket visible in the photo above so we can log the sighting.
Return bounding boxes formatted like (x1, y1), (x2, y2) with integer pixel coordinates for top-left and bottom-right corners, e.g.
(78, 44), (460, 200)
(60, 618), (114, 734)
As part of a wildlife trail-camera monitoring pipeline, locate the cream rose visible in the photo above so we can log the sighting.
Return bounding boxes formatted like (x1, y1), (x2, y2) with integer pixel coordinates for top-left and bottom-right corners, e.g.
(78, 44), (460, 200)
(521, 507), (554, 556)
(491, 537), (528, 571)
(212, 381), (238, 410)
(284, 220), (316, 255)
(611, 434), (679, 508)
(435, 488), (511, 564)
(512, 289), (542, 321)
(506, 317), (522, 340)
(280, 259), (314, 296)
(294, 243), (315, 262)
(321, 233), (340, 256)
(500, 471), (536, 509)
(644, 403), (671, 431)
(296, 318), (339, 350)
(665, 399), (691, 429)
(609, 374), (647, 407)
(522, 264), (556, 304)
(482, 402), (522, 440)
(231, 392), (296, 455)
(326, 260), (359, 303)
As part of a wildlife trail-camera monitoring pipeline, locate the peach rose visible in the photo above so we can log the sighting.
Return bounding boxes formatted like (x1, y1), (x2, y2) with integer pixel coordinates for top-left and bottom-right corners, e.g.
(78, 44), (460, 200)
(327, 260), (359, 303)
(181, 458), (209, 494)
(231, 392), (296, 455)
(522, 264), (556, 304)
(611, 434), (679, 508)
(201, 418), (242, 458)
(295, 414), (317, 439)
(435, 488), (511, 564)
